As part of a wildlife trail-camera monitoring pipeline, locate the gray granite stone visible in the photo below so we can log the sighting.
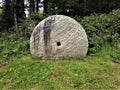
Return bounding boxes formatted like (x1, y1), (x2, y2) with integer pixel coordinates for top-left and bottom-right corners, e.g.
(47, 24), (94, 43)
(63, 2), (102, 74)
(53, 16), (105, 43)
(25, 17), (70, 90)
(30, 15), (88, 59)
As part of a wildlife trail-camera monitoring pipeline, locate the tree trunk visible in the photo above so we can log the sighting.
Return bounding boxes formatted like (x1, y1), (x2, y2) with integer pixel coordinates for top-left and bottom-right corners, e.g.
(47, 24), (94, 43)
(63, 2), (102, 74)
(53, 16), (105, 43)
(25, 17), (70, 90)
(36, 0), (39, 13)
(12, 0), (17, 24)
(83, 0), (87, 15)
(16, 0), (25, 22)
(0, 0), (15, 32)
(29, 0), (35, 15)
(43, 0), (48, 15)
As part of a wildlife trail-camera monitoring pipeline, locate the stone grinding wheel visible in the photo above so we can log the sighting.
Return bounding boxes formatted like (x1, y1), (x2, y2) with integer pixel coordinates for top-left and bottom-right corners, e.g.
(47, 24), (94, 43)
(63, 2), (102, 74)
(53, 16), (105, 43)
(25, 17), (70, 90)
(30, 15), (88, 59)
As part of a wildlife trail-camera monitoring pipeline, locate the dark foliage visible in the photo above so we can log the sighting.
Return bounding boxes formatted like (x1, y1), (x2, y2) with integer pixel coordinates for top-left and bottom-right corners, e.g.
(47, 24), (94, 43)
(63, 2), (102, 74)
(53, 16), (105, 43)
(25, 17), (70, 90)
(79, 9), (120, 53)
(43, 0), (120, 16)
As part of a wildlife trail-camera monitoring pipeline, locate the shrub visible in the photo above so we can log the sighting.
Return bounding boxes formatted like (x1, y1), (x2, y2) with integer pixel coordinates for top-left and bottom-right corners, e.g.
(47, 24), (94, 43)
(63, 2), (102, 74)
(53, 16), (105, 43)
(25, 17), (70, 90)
(0, 12), (45, 62)
(29, 12), (46, 21)
(78, 9), (120, 54)
(0, 33), (30, 62)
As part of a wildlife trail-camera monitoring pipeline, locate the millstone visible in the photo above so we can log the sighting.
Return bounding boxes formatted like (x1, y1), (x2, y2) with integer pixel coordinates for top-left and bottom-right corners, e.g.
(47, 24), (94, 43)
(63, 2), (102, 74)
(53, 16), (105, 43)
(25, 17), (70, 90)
(30, 15), (88, 59)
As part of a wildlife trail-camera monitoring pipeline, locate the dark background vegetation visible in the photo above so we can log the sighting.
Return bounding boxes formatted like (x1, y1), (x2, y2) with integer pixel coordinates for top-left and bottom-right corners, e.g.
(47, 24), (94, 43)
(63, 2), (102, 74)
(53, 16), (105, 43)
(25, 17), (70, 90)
(0, 0), (120, 30)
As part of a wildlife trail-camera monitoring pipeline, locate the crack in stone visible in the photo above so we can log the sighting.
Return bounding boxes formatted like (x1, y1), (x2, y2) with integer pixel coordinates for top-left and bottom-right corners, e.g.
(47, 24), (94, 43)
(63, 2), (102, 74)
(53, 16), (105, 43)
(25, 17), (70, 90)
(43, 17), (55, 58)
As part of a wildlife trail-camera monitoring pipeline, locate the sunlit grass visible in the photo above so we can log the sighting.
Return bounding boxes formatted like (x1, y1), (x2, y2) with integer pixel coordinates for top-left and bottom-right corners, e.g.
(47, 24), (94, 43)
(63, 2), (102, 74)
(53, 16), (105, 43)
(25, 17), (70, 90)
(0, 54), (120, 89)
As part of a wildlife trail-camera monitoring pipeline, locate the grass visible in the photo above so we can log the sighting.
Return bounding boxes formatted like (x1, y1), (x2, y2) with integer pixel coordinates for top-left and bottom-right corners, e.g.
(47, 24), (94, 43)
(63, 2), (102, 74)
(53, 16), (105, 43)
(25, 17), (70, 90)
(0, 33), (120, 89)
(0, 53), (120, 89)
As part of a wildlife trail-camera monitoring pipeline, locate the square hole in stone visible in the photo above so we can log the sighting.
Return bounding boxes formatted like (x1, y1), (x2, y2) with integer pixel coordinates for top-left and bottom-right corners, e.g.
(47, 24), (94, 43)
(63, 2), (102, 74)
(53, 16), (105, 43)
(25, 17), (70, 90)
(56, 42), (61, 46)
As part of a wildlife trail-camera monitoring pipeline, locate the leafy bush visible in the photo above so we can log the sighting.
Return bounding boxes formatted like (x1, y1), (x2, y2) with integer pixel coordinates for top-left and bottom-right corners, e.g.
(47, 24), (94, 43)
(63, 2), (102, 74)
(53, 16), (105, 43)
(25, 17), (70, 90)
(29, 12), (46, 21)
(0, 12), (45, 62)
(0, 33), (30, 62)
(110, 44), (120, 60)
(77, 9), (120, 54)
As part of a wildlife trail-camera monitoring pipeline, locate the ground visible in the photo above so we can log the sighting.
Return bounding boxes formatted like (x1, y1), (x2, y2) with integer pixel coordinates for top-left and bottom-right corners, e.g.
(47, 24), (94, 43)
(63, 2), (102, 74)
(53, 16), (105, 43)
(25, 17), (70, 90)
(0, 54), (120, 90)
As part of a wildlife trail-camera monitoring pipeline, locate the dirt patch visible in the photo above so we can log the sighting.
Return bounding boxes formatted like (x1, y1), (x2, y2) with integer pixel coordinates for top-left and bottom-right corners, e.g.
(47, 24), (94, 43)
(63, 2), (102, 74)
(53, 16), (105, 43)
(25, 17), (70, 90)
(111, 58), (120, 64)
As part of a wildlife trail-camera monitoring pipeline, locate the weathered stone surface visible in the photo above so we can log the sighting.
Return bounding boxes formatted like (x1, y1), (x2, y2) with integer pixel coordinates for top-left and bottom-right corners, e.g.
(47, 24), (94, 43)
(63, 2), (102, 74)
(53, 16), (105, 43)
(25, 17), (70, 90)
(30, 15), (88, 59)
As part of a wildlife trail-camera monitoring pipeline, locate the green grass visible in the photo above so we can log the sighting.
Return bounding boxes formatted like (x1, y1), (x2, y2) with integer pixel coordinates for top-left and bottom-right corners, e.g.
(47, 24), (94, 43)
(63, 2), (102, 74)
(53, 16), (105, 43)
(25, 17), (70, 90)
(0, 33), (120, 89)
(0, 54), (120, 90)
